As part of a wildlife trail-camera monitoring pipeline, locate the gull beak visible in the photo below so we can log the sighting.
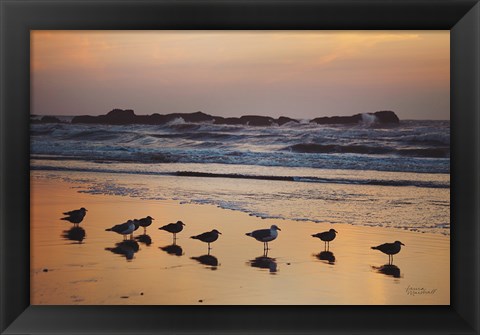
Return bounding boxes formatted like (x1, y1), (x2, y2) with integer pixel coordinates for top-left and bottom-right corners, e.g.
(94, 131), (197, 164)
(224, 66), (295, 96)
(218, 231), (222, 234)
(334, 230), (338, 233)
(277, 227), (281, 231)
(401, 242), (405, 246)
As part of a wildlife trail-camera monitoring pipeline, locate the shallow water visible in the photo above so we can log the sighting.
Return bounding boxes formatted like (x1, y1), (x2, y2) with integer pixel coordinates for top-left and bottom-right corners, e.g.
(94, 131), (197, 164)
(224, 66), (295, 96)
(32, 168), (450, 235)
(31, 172), (449, 305)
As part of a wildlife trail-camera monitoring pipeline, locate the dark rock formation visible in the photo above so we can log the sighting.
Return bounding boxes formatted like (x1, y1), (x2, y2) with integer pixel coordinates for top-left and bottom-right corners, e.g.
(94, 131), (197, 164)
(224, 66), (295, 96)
(213, 117), (240, 125)
(240, 115), (275, 126)
(372, 111), (400, 123)
(70, 109), (399, 127)
(103, 109), (136, 124)
(276, 116), (299, 126)
(213, 115), (298, 126)
(311, 115), (362, 125)
(311, 111), (399, 125)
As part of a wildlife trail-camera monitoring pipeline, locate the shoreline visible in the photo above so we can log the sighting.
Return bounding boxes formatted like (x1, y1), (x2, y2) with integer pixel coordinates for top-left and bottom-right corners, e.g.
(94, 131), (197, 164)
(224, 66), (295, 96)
(31, 171), (450, 305)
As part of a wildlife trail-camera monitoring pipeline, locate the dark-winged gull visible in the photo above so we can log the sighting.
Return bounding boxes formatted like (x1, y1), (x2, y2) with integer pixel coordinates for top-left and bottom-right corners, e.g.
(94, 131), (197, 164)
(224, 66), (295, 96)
(190, 229), (221, 249)
(131, 219), (141, 238)
(246, 225), (281, 250)
(371, 241), (405, 264)
(312, 229), (338, 250)
(159, 221), (185, 239)
(105, 220), (136, 240)
(61, 207), (87, 225)
(137, 216), (154, 234)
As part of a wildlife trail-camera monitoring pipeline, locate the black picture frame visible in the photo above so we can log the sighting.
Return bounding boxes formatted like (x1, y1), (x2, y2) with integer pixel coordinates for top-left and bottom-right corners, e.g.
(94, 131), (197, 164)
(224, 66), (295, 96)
(1, 0), (479, 334)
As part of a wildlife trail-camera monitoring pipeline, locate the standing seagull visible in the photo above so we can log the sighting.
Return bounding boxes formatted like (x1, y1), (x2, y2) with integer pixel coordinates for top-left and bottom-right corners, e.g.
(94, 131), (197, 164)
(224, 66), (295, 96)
(246, 225), (281, 251)
(191, 229), (222, 250)
(61, 207), (87, 225)
(371, 241), (405, 264)
(137, 216), (154, 234)
(312, 229), (338, 250)
(159, 221), (185, 240)
(105, 220), (136, 240)
(131, 219), (141, 239)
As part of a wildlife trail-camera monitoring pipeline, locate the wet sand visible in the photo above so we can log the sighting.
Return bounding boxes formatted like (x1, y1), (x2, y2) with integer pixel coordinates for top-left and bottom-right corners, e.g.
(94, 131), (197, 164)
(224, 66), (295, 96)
(31, 174), (449, 305)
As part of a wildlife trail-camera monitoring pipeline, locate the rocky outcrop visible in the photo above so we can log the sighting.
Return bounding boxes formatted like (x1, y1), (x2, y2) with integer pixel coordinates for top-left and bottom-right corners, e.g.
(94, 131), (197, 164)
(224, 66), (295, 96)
(311, 111), (399, 125)
(372, 111), (400, 123)
(66, 109), (400, 126)
(276, 116), (299, 126)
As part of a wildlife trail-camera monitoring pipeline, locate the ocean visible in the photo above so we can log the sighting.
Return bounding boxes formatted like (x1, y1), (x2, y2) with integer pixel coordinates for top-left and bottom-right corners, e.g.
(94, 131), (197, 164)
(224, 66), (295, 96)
(30, 116), (450, 235)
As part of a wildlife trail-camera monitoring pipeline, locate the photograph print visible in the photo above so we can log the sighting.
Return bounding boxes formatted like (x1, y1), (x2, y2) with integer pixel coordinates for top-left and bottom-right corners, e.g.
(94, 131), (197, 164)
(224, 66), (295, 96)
(30, 30), (450, 305)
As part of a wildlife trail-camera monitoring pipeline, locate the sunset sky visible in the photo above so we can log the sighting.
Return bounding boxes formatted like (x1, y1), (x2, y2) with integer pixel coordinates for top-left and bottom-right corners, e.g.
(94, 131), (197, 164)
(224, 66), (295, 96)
(31, 31), (449, 120)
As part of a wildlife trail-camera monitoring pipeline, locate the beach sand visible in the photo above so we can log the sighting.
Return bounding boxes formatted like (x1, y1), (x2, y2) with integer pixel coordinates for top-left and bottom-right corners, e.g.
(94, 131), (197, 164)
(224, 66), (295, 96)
(31, 172), (449, 305)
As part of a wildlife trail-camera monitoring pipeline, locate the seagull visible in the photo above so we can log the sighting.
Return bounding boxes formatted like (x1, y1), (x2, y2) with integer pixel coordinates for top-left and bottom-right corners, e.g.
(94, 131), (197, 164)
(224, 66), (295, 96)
(371, 241), (405, 264)
(190, 229), (221, 249)
(137, 216), (154, 234)
(61, 207), (87, 225)
(105, 220), (136, 240)
(131, 219), (141, 239)
(246, 225), (281, 250)
(312, 229), (338, 250)
(159, 221), (185, 240)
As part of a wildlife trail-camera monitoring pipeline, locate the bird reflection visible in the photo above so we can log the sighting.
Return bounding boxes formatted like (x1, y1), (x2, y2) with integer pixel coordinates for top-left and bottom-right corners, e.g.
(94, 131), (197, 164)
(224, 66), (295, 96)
(105, 240), (140, 261)
(62, 226), (86, 243)
(372, 264), (401, 278)
(135, 234), (152, 246)
(160, 243), (184, 256)
(191, 253), (219, 269)
(315, 251), (335, 264)
(248, 254), (278, 274)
